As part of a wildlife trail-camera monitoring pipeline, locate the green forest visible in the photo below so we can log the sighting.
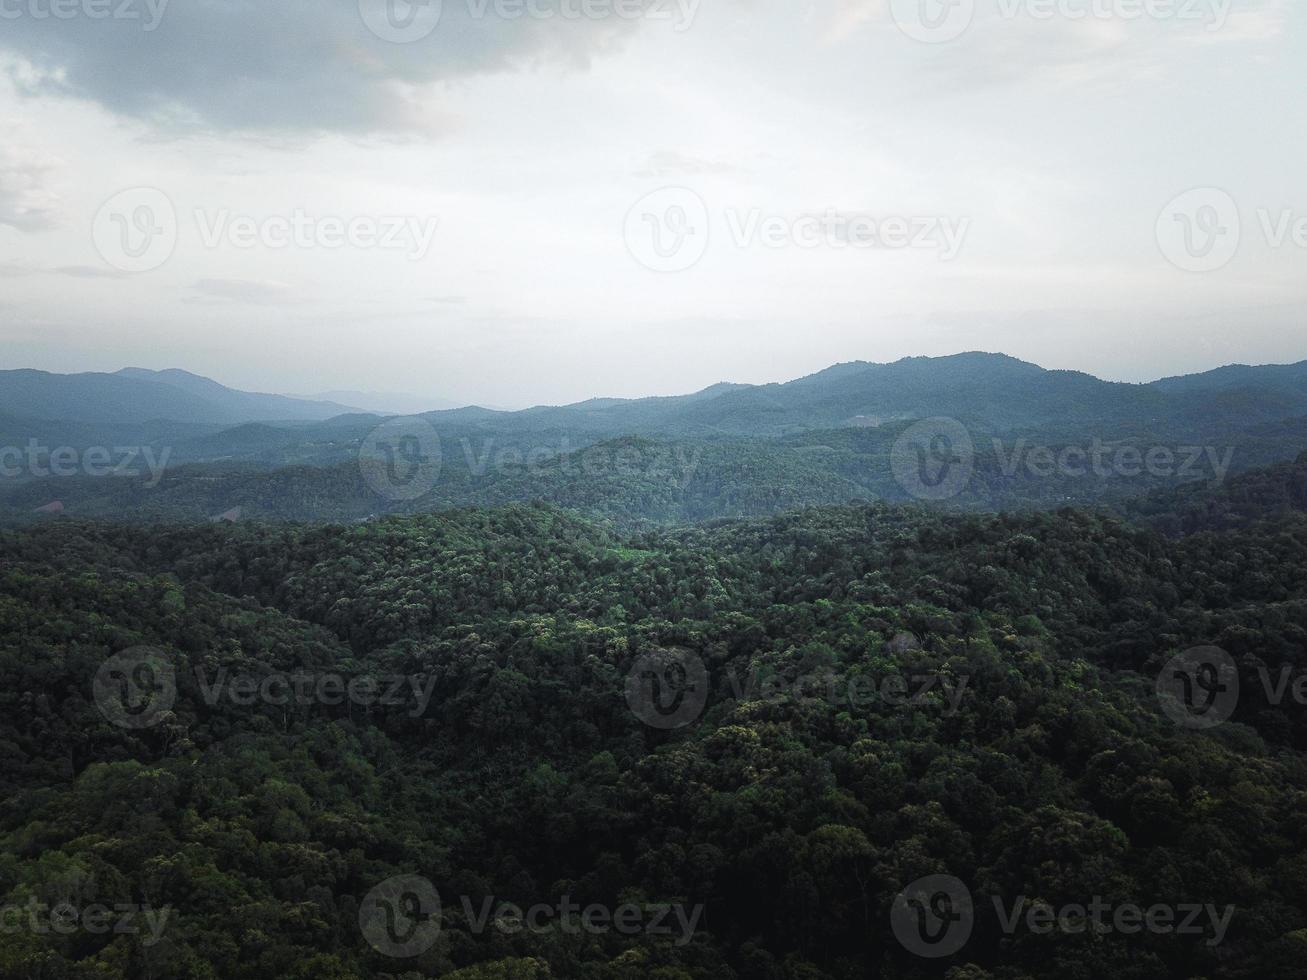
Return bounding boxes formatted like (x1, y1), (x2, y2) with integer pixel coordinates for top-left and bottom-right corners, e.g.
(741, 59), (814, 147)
(3, 450), (1307, 978)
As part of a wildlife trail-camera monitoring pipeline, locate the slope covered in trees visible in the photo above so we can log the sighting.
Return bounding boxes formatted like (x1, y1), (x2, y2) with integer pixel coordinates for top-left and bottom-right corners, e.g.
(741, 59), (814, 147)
(2, 499), (1306, 978)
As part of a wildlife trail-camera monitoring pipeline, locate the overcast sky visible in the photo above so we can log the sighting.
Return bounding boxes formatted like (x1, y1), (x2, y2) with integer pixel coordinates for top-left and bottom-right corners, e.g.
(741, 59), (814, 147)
(0, 0), (1301, 406)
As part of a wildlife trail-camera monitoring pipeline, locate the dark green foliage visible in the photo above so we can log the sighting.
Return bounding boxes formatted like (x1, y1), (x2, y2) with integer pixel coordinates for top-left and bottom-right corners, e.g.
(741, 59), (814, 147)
(1, 492), (1306, 978)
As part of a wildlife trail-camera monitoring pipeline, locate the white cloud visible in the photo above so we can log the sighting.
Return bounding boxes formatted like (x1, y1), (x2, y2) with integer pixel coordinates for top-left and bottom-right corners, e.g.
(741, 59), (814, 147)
(0, 138), (60, 231)
(192, 278), (294, 304)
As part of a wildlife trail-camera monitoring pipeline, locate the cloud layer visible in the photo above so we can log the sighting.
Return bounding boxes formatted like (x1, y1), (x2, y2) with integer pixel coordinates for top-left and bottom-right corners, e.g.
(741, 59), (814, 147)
(0, 0), (654, 134)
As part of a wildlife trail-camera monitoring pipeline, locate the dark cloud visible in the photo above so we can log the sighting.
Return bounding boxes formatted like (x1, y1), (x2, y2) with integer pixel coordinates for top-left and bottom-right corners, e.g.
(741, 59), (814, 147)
(0, 0), (653, 134)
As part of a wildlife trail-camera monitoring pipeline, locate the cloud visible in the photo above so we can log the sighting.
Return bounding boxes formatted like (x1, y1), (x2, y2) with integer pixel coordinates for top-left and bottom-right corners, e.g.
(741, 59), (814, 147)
(818, 0), (1286, 90)
(54, 265), (130, 279)
(192, 278), (293, 304)
(0, 0), (657, 136)
(0, 140), (60, 231)
(632, 150), (741, 178)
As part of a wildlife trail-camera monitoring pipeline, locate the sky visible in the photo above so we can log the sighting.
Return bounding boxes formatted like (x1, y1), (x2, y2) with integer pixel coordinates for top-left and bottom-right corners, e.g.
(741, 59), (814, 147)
(0, 0), (1302, 407)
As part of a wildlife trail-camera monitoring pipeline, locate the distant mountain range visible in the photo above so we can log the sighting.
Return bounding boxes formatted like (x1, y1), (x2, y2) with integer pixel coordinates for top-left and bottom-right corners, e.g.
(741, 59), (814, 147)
(5, 353), (1307, 433)
(299, 389), (467, 416)
(0, 368), (367, 424)
(4, 351), (1307, 526)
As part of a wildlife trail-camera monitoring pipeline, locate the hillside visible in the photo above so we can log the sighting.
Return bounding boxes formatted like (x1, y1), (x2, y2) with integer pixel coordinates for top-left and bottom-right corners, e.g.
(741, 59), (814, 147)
(1, 502), (1305, 977)
(0, 369), (366, 424)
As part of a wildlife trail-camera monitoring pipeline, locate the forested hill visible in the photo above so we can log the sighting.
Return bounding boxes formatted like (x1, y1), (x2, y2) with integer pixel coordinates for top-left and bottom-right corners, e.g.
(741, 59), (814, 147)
(2, 500), (1306, 978)
(1129, 450), (1307, 535)
(8, 430), (1307, 531)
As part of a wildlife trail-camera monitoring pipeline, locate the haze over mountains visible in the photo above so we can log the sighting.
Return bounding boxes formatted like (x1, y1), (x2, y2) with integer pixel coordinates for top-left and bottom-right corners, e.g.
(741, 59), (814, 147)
(3, 351), (1306, 527)
(6, 352), (1307, 432)
(0, 368), (364, 425)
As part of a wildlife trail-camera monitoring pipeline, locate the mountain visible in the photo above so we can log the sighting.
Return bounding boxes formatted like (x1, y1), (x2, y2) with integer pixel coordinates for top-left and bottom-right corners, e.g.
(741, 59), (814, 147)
(0, 368), (366, 424)
(115, 368), (365, 421)
(1150, 359), (1307, 399)
(9, 353), (1307, 435)
(481, 352), (1280, 440)
(303, 389), (465, 415)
